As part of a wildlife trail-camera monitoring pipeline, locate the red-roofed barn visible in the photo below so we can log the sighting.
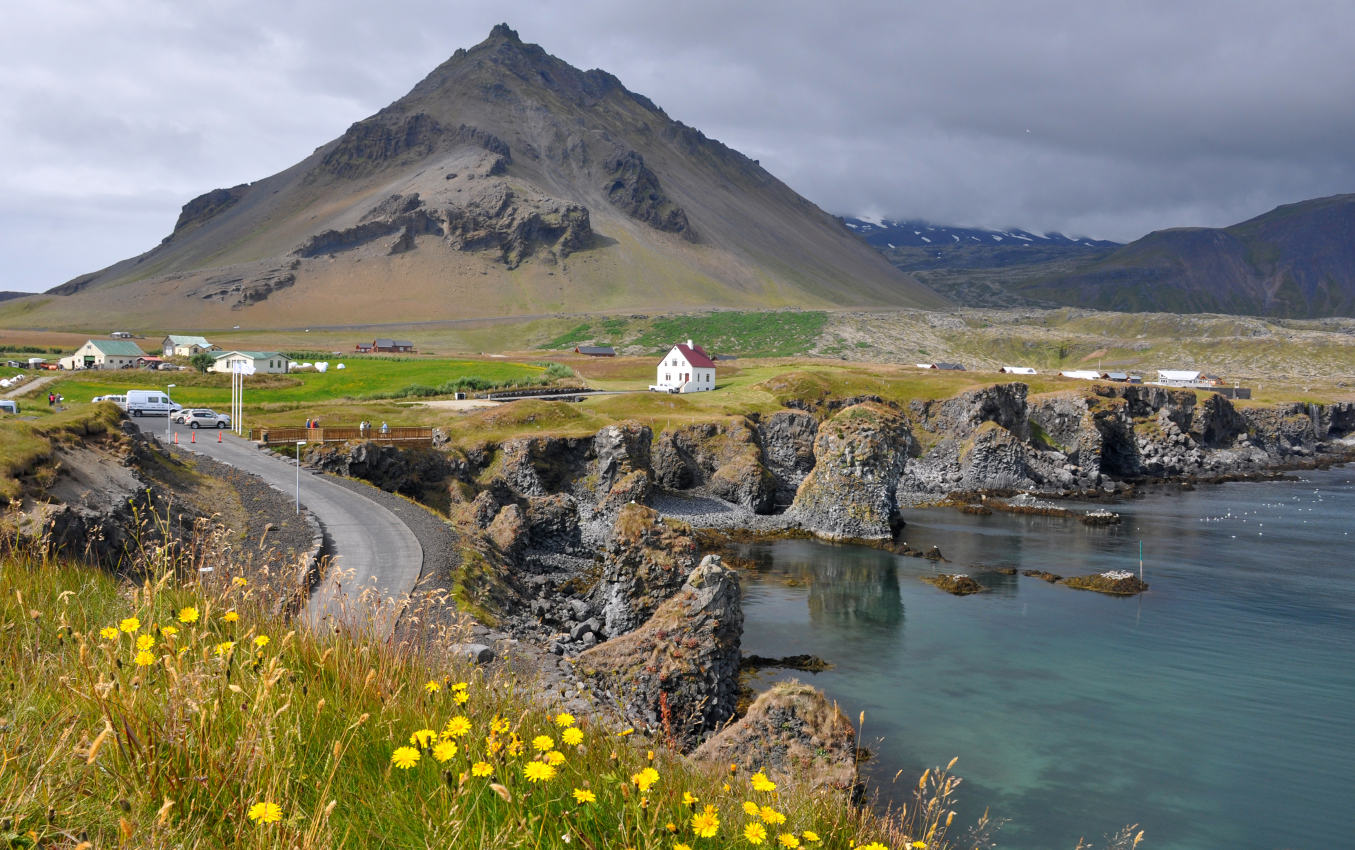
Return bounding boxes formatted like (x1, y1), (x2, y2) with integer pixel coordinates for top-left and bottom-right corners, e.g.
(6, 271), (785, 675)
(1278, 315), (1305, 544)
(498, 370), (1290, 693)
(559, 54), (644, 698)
(652, 339), (716, 393)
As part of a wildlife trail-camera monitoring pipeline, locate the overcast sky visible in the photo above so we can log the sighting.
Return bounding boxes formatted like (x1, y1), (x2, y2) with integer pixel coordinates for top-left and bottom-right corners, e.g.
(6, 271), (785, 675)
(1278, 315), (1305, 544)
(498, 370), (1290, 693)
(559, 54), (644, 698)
(4, 0), (1354, 292)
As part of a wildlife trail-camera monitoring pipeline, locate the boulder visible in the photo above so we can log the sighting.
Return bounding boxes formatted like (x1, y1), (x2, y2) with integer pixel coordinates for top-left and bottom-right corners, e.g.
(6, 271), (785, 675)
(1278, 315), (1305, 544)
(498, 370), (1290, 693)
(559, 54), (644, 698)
(524, 493), (582, 553)
(693, 680), (858, 793)
(591, 422), (652, 496)
(959, 422), (1034, 491)
(652, 418), (775, 513)
(579, 554), (742, 751)
(594, 503), (700, 636)
(791, 403), (914, 540)
(486, 503), (527, 559)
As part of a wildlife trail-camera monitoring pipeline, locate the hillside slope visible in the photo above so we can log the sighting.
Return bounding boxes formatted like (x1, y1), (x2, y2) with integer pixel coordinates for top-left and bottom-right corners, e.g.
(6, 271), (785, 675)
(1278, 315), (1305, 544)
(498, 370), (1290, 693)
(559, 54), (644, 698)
(4, 25), (945, 331)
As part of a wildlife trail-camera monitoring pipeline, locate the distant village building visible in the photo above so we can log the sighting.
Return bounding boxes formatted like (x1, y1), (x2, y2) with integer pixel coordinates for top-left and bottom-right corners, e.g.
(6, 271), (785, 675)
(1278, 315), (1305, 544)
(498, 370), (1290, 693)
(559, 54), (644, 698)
(372, 338), (415, 353)
(209, 351), (291, 374)
(1058, 370), (1103, 381)
(162, 335), (216, 358)
(574, 345), (616, 357)
(59, 339), (145, 370)
(1000, 366), (1037, 375)
(354, 342), (374, 353)
(1156, 370), (1202, 386)
(916, 362), (966, 371)
(653, 340), (715, 393)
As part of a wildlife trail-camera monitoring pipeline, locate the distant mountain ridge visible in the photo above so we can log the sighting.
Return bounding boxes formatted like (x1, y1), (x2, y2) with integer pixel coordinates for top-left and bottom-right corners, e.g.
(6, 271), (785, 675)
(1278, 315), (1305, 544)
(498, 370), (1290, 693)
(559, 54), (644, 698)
(4, 24), (945, 330)
(841, 217), (1117, 251)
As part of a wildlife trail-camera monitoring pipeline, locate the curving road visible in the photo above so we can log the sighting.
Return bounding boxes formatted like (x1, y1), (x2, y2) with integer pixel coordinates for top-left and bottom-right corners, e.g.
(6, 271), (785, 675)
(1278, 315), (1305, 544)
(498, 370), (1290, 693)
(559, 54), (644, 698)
(160, 419), (422, 636)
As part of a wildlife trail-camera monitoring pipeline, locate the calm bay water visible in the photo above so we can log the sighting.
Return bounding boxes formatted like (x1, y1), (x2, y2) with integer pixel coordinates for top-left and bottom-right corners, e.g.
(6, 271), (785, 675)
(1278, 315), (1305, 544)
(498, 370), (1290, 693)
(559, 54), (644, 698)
(736, 469), (1355, 850)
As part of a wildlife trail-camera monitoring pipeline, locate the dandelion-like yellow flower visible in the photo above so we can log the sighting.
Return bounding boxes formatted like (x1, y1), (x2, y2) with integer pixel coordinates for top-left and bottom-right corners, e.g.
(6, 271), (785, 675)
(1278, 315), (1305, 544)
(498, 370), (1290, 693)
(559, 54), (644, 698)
(424, 680), (440, 693)
(223, 611), (239, 623)
(759, 807), (786, 826)
(471, 761), (493, 777)
(454, 691), (469, 705)
(555, 712), (575, 727)
(744, 823), (768, 845)
(409, 728), (437, 748)
(751, 771), (777, 793)
(160, 625), (178, 638)
(683, 791), (700, 806)
(532, 734), (554, 752)
(561, 726), (584, 746)
(390, 746), (421, 769)
(253, 635), (269, 648)
(802, 831), (820, 844)
(119, 617), (140, 634)
(134, 650), (155, 667)
(523, 760), (556, 783)
(778, 833), (800, 849)
(743, 801), (761, 816)
(213, 641), (235, 657)
(631, 766), (659, 792)
(490, 715), (510, 734)
(486, 737), (503, 756)
(246, 801), (282, 824)
(507, 735), (524, 757)
(675, 844), (693, 850)
(232, 576), (248, 587)
(432, 740), (458, 763)
(135, 634), (155, 651)
(911, 842), (928, 849)
(572, 788), (596, 804)
(545, 750), (566, 766)
(856, 843), (889, 850)
(691, 808), (720, 839)
(723, 783), (732, 792)
(177, 606), (199, 624)
(442, 715), (472, 738)
(452, 681), (469, 691)
(618, 727), (634, 737)
(99, 626), (119, 640)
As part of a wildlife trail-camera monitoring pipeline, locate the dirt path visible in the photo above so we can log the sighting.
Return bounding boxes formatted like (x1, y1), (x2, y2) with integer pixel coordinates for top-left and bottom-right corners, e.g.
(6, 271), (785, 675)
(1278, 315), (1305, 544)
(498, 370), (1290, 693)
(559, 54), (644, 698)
(1, 374), (57, 399)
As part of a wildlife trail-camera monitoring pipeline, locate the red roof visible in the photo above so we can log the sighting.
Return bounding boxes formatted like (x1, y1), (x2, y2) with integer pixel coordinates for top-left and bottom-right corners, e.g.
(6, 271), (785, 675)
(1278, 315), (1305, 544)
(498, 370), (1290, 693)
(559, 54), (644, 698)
(675, 343), (716, 369)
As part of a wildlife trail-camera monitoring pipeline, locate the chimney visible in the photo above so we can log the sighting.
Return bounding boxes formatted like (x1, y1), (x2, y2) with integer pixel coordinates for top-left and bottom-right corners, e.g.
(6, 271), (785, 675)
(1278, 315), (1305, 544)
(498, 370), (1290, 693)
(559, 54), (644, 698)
(687, 339), (693, 347)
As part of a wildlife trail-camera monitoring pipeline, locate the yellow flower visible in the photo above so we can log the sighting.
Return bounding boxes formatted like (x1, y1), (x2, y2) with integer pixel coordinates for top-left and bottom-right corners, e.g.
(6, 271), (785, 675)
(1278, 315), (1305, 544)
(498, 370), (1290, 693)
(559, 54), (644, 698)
(177, 606), (199, 624)
(618, 727), (634, 737)
(561, 726), (584, 746)
(675, 844), (693, 850)
(471, 761), (493, 777)
(523, 760), (556, 783)
(532, 734), (555, 752)
(667, 822), (678, 833)
(759, 807), (787, 826)
(232, 576), (248, 587)
(648, 749), (656, 761)
(135, 634), (155, 651)
(213, 641), (235, 656)
(751, 771), (777, 793)
(631, 766), (659, 792)
(555, 712), (575, 727)
(683, 791), (700, 806)
(424, 680), (440, 693)
(99, 626), (118, 640)
(410, 728), (437, 748)
(486, 736), (503, 756)
(119, 617), (140, 634)
(856, 843), (889, 850)
(134, 650), (155, 667)
(911, 843), (928, 849)
(452, 681), (469, 691)
(743, 801), (760, 816)
(160, 625), (178, 638)
(572, 788), (596, 804)
(802, 832), (820, 844)
(443, 715), (472, 738)
(390, 746), (421, 769)
(432, 740), (458, 763)
(253, 635), (270, 648)
(223, 611), (239, 623)
(723, 783), (731, 792)
(691, 807), (720, 838)
(778, 834), (800, 849)
(246, 801), (282, 824)
(507, 735), (524, 757)
(546, 750), (566, 766)
(744, 823), (768, 845)
(490, 715), (510, 734)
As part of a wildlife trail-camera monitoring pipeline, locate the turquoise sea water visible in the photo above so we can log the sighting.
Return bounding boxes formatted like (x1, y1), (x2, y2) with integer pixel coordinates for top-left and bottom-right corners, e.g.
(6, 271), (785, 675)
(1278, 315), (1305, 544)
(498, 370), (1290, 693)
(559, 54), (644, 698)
(736, 469), (1355, 850)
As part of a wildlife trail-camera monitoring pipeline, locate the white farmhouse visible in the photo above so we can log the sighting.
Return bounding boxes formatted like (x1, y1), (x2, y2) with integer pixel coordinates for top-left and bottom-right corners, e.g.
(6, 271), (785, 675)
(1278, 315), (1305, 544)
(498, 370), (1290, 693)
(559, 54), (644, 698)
(162, 335), (216, 357)
(59, 339), (145, 370)
(209, 351), (291, 374)
(653, 340), (716, 393)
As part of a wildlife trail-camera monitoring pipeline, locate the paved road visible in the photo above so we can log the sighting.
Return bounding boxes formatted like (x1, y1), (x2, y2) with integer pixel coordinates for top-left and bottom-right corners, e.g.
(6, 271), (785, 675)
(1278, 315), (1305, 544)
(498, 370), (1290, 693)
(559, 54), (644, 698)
(158, 418), (422, 636)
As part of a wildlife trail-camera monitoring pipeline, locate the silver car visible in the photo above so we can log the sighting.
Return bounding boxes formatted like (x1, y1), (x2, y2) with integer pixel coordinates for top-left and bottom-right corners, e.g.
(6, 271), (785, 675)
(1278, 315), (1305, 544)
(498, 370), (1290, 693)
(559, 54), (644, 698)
(184, 409), (231, 429)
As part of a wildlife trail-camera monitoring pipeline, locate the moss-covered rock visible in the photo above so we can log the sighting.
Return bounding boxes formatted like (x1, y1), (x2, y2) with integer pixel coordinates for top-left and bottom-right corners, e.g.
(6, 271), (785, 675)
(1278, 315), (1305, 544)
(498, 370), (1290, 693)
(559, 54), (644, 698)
(1062, 571), (1149, 595)
(922, 573), (984, 595)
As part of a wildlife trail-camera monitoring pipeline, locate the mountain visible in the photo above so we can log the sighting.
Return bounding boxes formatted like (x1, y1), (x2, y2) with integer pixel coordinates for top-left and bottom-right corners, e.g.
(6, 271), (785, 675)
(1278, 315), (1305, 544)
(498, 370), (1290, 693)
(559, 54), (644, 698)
(1010, 194), (1355, 317)
(9, 25), (946, 330)
(855, 196), (1355, 318)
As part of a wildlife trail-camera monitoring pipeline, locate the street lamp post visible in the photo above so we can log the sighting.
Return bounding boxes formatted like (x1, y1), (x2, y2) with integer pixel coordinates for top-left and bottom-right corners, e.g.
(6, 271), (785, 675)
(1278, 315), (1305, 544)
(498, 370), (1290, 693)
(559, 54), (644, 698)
(296, 440), (306, 515)
(165, 383), (177, 442)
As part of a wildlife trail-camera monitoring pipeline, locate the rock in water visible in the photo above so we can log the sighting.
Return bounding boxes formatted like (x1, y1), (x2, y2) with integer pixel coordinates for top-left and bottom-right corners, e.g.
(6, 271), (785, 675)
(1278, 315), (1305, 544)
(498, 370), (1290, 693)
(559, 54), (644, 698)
(694, 680), (858, 794)
(578, 554), (741, 751)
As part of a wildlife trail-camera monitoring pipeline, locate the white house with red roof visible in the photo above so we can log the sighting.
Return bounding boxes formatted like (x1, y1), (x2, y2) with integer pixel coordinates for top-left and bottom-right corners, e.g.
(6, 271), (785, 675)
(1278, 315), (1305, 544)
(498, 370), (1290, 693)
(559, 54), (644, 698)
(653, 339), (716, 393)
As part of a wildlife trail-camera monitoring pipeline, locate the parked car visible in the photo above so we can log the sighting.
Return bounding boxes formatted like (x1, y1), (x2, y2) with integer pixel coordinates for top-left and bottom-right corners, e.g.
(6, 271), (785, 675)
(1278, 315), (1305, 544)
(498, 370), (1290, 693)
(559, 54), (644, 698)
(0, 400), (18, 414)
(183, 409), (230, 429)
(170, 407), (193, 424)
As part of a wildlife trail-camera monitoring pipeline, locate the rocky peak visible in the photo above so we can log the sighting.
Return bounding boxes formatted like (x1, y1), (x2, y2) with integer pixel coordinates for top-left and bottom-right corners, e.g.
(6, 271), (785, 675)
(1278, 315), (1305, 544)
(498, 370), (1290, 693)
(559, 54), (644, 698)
(487, 23), (520, 43)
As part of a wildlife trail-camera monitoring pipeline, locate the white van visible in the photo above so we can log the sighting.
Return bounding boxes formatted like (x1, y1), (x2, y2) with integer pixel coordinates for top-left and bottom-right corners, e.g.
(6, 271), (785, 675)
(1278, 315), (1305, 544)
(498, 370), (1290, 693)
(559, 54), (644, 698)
(125, 389), (180, 417)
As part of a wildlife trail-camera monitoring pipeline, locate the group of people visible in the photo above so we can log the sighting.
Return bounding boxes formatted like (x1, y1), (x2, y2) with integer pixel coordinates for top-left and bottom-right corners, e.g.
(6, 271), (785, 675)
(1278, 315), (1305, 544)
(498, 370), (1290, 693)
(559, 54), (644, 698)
(358, 420), (390, 436)
(47, 392), (64, 406)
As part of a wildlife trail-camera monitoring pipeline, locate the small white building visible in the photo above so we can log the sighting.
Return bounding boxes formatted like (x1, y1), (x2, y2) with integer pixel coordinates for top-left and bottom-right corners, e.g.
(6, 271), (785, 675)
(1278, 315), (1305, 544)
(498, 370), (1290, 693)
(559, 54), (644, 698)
(162, 335), (216, 357)
(209, 350), (291, 375)
(1000, 366), (1038, 375)
(59, 339), (145, 370)
(653, 340), (716, 393)
(1058, 370), (1103, 381)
